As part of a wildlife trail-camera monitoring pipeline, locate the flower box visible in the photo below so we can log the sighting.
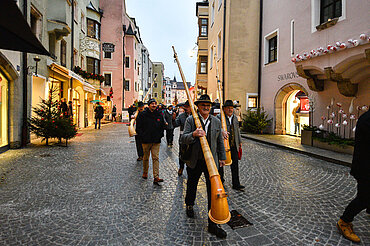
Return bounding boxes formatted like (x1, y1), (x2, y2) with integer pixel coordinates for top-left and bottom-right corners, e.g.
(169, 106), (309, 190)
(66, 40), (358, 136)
(312, 139), (354, 155)
(301, 130), (313, 146)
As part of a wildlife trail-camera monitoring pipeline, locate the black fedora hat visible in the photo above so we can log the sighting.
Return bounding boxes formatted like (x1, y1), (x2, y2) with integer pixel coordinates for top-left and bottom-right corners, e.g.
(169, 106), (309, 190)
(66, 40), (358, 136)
(194, 94), (212, 106)
(223, 100), (234, 108)
(137, 101), (144, 107)
(147, 98), (157, 105)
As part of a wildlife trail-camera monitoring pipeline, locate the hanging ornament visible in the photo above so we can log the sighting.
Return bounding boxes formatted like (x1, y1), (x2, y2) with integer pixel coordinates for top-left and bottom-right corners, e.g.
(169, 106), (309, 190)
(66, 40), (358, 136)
(350, 114), (356, 120)
(310, 49), (316, 54)
(353, 40), (359, 46)
(342, 113), (347, 119)
(321, 116), (326, 121)
(338, 109), (344, 114)
(362, 105), (369, 111)
(335, 123), (340, 128)
(296, 54), (300, 58)
(331, 98), (334, 106)
(323, 49), (329, 54)
(353, 126), (356, 132)
(318, 47), (324, 53)
(360, 34), (367, 40)
(327, 119), (333, 124)
(339, 43), (347, 49)
(342, 120), (348, 126)
(348, 39), (354, 44)
(357, 105), (362, 111)
(291, 58), (297, 63)
(327, 45), (332, 50)
(336, 102), (342, 107)
(326, 105), (331, 110)
(330, 112), (336, 118)
(330, 46), (337, 51)
(319, 124), (325, 130)
(335, 42), (341, 47)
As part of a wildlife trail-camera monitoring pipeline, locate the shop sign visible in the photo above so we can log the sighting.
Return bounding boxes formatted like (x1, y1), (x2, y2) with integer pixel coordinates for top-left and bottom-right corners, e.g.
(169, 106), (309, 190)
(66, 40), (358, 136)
(277, 71), (299, 81)
(300, 98), (310, 112)
(102, 43), (115, 53)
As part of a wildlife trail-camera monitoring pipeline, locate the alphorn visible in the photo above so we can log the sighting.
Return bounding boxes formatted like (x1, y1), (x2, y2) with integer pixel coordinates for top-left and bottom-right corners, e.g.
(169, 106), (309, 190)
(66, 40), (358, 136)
(128, 74), (157, 137)
(172, 46), (230, 224)
(214, 50), (232, 166)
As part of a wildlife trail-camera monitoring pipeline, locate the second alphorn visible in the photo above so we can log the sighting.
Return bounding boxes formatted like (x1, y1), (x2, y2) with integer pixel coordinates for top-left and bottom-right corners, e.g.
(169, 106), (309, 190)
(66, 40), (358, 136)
(214, 50), (232, 166)
(172, 46), (230, 224)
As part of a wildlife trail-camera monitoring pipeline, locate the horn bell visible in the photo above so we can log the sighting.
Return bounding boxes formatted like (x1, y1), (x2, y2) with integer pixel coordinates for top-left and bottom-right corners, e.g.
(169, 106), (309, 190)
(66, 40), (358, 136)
(208, 175), (231, 224)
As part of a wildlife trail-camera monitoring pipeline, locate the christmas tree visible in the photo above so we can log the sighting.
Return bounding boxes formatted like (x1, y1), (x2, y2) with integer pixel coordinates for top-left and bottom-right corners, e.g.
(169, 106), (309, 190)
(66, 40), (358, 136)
(29, 85), (77, 146)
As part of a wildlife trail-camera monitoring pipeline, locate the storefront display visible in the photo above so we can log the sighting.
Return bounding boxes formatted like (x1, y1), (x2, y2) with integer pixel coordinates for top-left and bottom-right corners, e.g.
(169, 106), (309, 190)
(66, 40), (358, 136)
(0, 72), (8, 147)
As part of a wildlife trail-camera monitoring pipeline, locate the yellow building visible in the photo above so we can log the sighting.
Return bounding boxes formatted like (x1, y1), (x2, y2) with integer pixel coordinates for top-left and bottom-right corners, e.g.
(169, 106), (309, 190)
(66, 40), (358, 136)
(196, 0), (260, 113)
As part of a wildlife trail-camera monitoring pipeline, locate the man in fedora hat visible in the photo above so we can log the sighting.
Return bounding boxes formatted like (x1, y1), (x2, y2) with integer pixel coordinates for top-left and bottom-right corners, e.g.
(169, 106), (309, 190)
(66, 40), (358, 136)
(181, 94), (227, 238)
(136, 98), (166, 185)
(173, 100), (191, 176)
(163, 104), (175, 147)
(218, 100), (245, 191)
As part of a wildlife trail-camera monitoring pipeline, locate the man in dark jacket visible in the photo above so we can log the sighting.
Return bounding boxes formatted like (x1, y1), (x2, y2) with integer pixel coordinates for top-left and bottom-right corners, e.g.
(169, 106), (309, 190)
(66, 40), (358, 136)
(181, 94), (227, 238)
(136, 98), (166, 185)
(94, 102), (104, 129)
(218, 100), (245, 191)
(174, 100), (191, 176)
(337, 110), (370, 243)
(163, 105), (175, 147)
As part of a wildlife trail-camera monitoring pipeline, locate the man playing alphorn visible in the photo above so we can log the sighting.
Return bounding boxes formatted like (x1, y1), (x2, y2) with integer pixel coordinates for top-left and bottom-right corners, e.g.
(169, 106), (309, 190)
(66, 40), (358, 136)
(181, 94), (227, 238)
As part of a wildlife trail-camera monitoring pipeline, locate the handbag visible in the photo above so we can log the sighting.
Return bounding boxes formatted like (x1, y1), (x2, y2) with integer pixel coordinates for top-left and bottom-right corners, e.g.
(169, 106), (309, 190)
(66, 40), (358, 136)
(238, 146), (242, 160)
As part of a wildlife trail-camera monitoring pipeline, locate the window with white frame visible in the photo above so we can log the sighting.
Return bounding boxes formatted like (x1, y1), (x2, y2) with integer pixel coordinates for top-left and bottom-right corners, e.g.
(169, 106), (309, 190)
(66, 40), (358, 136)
(311, 0), (346, 33)
(264, 30), (278, 64)
(246, 93), (258, 109)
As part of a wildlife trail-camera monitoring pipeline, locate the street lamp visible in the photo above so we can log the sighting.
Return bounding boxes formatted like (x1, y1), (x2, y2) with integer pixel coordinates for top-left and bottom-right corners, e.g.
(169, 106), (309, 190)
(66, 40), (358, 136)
(33, 56), (41, 76)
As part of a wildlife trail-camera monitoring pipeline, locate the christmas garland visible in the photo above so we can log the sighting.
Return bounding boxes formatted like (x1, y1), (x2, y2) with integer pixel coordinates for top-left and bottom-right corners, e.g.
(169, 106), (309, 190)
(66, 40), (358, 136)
(73, 66), (105, 82)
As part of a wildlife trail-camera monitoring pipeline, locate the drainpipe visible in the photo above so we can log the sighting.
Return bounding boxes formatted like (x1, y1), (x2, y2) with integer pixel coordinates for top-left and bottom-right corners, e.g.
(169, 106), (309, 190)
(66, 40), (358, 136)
(257, 0), (263, 108)
(21, 0), (28, 147)
(70, 0), (74, 101)
(222, 0), (227, 102)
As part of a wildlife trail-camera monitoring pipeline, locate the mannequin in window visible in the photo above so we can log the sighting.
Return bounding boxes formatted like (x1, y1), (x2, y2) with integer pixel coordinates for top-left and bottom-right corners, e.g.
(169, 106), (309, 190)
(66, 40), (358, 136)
(292, 102), (301, 134)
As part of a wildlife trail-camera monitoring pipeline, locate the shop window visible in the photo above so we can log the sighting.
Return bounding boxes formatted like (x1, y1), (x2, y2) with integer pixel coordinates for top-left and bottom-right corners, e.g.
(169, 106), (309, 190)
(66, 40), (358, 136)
(125, 56), (130, 68)
(60, 40), (67, 67)
(87, 18), (100, 40)
(104, 73), (111, 87)
(320, 0), (341, 24)
(199, 18), (208, 37)
(86, 57), (100, 74)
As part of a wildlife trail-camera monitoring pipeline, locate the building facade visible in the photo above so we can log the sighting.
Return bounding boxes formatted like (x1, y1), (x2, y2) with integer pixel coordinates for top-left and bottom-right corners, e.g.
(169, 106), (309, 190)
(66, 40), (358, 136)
(261, 0), (370, 136)
(152, 62), (164, 103)
(195, 0), (260, 113)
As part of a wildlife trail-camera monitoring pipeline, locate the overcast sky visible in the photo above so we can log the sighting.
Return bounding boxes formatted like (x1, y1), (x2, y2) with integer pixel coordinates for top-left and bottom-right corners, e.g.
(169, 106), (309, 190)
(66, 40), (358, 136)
(126, 0), (199, 85)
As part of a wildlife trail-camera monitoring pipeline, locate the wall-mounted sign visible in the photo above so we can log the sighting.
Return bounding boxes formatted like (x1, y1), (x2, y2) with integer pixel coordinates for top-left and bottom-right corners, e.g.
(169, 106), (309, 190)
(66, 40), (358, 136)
(277, 71), (299, 82)
(102, 43), (115, 53)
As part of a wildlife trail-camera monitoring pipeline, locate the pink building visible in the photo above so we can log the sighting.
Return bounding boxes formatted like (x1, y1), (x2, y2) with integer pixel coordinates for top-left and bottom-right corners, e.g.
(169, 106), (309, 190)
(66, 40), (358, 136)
(100, 0), (126, 114)
(260, 0), (369, 137)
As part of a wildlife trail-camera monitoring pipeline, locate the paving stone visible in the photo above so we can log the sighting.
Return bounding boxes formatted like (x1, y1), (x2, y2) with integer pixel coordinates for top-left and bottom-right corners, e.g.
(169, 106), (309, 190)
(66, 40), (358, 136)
(0, 124), (368, 245)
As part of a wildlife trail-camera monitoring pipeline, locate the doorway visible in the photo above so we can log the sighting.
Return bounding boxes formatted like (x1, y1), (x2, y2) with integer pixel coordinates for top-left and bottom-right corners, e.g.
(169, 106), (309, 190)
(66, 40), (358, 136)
(285, 90), (309, 136)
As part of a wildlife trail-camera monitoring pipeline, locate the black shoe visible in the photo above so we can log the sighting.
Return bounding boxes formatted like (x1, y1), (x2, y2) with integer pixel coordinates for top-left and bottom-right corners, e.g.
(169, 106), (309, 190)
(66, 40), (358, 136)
(186, 205), (194, 218)
(232, 185), (245, 191)
(208, 223), (227, 238)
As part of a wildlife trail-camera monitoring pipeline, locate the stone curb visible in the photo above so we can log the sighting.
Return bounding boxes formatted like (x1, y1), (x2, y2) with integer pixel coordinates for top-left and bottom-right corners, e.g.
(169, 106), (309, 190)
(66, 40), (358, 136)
(241, 134), (351, 167)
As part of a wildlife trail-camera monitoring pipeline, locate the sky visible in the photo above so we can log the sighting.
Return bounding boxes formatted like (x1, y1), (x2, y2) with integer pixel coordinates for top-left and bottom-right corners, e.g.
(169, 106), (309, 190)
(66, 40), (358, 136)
(125, 0), (199, 85)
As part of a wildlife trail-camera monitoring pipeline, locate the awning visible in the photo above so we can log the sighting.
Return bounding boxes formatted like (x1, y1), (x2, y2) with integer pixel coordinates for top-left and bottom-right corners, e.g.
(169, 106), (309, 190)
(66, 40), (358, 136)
(0, 0), (50, 56)
(69, 70), (97, 94)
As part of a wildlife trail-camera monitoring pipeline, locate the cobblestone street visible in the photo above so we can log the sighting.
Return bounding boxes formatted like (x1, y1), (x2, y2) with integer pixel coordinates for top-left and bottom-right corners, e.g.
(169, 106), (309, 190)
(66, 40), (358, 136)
(0, 124), (369, 245)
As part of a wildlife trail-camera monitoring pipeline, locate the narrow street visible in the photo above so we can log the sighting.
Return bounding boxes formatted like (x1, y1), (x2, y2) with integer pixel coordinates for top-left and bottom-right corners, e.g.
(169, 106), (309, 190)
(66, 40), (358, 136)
(0, 124), (368, 246)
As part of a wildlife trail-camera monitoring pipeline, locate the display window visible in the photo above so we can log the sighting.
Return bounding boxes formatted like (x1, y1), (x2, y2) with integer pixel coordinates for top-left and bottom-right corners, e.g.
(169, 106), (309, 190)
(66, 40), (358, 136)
(0, 72), (8, 147)
(285, 90), (309, 136)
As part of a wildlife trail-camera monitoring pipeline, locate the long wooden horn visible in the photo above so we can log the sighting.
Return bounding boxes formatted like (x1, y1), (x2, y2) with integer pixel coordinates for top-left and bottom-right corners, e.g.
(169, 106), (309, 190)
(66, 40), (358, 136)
(214, 49), (232, 166)
(128, 74), (157, 137)
(172, 46), (230, 224)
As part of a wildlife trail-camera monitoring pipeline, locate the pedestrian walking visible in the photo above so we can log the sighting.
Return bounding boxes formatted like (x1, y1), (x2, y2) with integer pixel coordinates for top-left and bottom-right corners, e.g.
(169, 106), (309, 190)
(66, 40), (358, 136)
(136, 98), (166, 185)
(128, 104), (136, 121)
(94, 102), (104, 129)
(181, 94), (227, 238)
(112, 105), (117, 122)
(292, 103), (301, 135)
(60, 98), (69, 117)
(163, 105), (175, 147)
(173, 100), (191, 176)
(218, 100), (245, 191)
(135, 101), (145, 161)
(337, 109), (370, 243)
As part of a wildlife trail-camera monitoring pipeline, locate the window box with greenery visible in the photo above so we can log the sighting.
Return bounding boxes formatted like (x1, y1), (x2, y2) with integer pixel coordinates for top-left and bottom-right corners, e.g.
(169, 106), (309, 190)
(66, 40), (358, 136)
(73, 66), (104, 83)
(241, 107), (272, 134)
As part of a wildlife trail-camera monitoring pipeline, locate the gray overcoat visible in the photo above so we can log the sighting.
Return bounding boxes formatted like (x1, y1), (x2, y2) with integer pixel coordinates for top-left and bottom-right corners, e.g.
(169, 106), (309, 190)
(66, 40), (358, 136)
(181, 114), (226, 169)
(217, 113), (242, 147)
